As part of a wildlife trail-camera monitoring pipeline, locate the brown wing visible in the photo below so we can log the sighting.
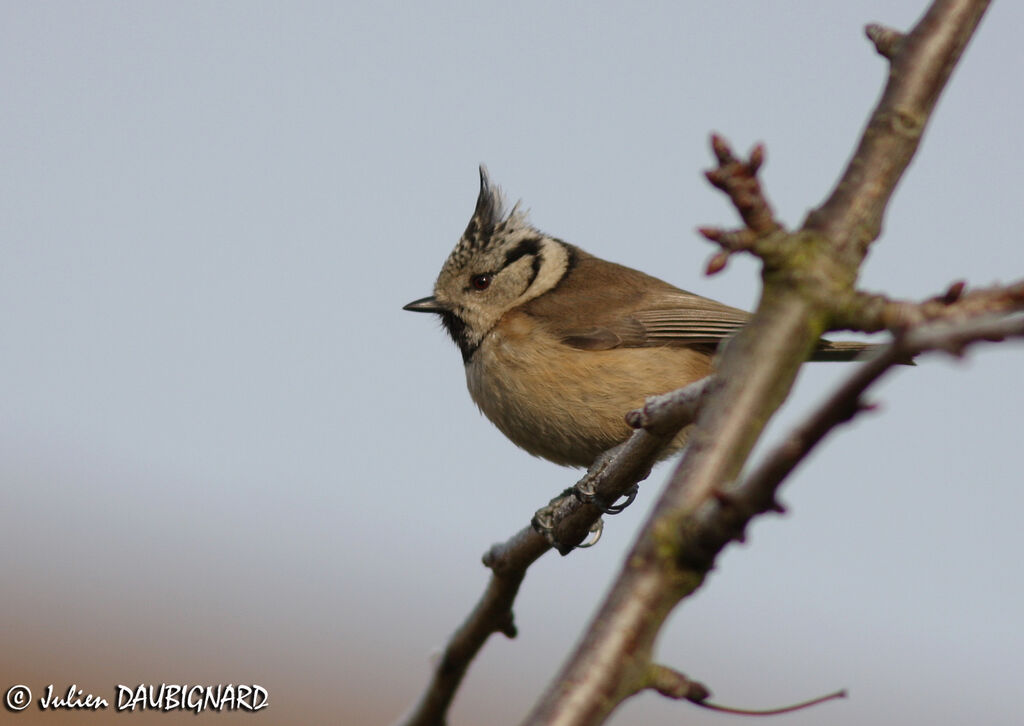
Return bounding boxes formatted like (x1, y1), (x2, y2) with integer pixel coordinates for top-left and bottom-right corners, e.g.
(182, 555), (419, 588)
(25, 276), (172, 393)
(631, 294), (751, 346)
(521, 244), (883, 361)
(520, 245), (751, 351)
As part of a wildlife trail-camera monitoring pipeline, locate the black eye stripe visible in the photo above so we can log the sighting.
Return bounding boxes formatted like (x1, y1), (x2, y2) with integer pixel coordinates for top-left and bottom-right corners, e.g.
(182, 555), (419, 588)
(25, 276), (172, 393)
(527, 252), (542, 289)
(502, 238), (542, 269)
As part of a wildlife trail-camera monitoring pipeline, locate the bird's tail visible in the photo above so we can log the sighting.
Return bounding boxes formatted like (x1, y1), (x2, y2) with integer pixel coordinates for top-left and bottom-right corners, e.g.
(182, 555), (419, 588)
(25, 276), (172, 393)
(810, 338), (915, 365)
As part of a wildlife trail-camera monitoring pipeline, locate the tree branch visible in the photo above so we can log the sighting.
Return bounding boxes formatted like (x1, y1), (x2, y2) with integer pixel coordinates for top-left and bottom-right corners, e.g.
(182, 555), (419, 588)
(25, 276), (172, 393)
(521, 3), (993, 724)
(731, 312), (1024, 542)
(805, 0), (991, 266)
(835, 280), (1024, 332)
(396, 378), (712, 726)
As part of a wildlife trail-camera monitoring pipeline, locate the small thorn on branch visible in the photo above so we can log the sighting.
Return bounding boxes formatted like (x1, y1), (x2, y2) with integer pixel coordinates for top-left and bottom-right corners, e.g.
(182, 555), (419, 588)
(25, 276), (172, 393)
(941, 280), (966, 305)
(768, 498), (787, 515)
(496, 610), (518, 638)
(647, 664), (711, 702)
(866, 23), (904, 60)
(857, 399), (881, 414)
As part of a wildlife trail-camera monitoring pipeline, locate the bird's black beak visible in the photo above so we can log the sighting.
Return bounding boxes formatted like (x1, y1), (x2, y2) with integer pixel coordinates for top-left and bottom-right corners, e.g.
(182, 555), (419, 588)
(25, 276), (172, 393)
(403, 296), (446, 314)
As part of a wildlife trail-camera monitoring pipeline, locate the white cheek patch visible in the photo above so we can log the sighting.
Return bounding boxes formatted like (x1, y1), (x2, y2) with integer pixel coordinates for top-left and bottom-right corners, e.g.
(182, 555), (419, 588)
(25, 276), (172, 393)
(518, 239), (569, 305)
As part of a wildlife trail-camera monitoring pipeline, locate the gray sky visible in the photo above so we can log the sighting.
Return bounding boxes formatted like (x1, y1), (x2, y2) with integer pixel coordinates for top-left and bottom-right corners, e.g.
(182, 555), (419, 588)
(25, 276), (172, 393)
(2, 2), (1022, 725)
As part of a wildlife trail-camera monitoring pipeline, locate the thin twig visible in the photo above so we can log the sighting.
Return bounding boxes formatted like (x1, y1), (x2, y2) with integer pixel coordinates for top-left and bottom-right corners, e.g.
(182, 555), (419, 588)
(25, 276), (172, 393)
(646, 663), (846, 715)
(694, 690), (848, 716)
(835, 280), (1024, 332)
(699, 139), (784, 276)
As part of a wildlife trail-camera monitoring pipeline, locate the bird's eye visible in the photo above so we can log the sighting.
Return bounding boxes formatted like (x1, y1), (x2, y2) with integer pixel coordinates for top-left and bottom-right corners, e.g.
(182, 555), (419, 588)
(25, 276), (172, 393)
(470, 274), (492, 291)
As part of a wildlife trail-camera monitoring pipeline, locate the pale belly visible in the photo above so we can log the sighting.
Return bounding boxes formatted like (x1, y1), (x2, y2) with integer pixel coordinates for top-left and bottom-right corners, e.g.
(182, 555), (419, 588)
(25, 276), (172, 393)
(465, 327), (713, 467)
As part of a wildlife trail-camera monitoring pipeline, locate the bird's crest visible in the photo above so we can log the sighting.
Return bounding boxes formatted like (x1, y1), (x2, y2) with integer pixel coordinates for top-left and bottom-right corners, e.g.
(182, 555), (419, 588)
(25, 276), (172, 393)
(445, 166), (531, 272)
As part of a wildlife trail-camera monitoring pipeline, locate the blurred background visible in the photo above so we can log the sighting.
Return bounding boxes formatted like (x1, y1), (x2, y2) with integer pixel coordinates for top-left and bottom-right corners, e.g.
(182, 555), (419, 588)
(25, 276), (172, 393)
(2, 2), (1022, 724)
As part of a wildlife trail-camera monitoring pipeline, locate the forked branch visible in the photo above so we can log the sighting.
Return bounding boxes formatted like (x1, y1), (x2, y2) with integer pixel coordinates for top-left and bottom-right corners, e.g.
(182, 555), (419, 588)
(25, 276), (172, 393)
(522, 3), (993, 725)
(396, 378), (713, 726)
(397, 3), (1000, 725)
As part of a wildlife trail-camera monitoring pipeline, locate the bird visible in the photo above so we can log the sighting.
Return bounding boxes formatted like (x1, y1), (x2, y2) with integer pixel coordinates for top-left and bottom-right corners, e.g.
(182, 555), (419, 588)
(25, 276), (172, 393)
(404, 167), (878, 468)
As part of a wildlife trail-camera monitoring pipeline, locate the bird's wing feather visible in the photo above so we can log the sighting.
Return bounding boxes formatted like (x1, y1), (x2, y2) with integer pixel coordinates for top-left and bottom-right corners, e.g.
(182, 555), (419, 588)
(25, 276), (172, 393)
(519, 247), (751, 351)
(519, 245), (882, 360)
(630, 294), (751, 346)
